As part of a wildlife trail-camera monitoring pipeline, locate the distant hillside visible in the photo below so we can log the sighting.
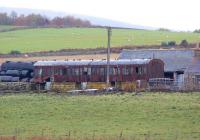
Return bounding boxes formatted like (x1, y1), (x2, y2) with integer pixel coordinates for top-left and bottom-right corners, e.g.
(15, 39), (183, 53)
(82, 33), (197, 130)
(0, 7), (155, 29)
(0, 27), (200, 54)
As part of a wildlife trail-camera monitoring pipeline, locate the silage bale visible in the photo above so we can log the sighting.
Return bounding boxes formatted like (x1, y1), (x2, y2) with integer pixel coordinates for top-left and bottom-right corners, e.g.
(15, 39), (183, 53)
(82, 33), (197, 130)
(0, 76), (13, 82)
(12, 77), (20, 82)
(6, 70), (20, 76)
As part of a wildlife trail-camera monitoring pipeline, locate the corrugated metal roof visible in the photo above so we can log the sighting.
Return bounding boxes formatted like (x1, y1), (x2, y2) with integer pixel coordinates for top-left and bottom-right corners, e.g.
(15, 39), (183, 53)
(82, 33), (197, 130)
(34, 60), (92, 66)
(91, 59), (151, 65)
(34, 59), (152, 66)
(185, 64), (200, 73)
(185, 58), (200, 73)
(119, 49), (195, 72)
(119, 49), (194, 59)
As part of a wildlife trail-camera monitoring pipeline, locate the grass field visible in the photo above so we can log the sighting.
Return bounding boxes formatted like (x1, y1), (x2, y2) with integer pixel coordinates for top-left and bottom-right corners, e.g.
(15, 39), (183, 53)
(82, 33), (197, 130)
(0, 27), (200, 54)
(0, 93), (200, 140)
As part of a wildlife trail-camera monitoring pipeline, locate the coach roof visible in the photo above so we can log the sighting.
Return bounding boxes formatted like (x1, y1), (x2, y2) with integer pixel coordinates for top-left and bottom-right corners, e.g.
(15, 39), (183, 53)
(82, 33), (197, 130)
(91, 59), (152, 65)
(34, 59), (153, 66)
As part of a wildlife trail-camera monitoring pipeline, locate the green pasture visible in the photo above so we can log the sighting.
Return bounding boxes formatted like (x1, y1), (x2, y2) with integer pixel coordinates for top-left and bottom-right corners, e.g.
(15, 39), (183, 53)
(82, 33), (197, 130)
(0, 27), (200, 53)
(0, 93), (200, 139)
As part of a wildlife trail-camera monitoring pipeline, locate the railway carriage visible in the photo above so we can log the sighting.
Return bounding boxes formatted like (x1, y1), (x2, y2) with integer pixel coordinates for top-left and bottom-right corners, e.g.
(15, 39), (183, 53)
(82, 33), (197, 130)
(34, 59), (164, 91)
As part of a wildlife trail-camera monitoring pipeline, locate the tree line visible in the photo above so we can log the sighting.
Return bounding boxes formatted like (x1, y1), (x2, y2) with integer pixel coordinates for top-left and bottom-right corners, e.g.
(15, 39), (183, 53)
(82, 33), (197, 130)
(0, 11), (92, 27)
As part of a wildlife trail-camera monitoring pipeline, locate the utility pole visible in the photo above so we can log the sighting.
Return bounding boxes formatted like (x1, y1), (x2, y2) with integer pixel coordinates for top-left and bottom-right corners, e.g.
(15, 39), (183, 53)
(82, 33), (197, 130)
(106, 27), (112, 88)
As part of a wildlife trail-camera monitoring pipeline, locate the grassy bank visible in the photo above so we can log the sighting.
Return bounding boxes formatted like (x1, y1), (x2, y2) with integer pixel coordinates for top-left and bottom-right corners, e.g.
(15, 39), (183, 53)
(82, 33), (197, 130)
(0, 93), (200, 139)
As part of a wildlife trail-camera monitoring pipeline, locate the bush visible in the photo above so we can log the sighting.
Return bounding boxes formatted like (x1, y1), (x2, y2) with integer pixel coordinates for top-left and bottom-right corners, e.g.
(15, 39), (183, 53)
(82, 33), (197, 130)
(158, 28), (171, 32)
(10, 50), (21, 55)
(180, 39), (188, 47)
(161, 41), (176, 47)
(168, 41), (176, 46)
(161, 41), (168, 47)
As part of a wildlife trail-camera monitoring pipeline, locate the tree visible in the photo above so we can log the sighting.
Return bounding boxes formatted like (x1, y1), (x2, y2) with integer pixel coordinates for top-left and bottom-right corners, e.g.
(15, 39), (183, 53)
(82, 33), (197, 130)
(0, 12), (92, 27)
(194, 29), (200, 33)
(10, 11), (17, 21)
(14, 14), (26, 26)
(0, 13), (11, 25)
(51, 17), (65, 27)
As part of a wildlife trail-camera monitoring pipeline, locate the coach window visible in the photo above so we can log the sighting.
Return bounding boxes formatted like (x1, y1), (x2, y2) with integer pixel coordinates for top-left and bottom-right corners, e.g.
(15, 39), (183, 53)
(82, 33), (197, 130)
(83, 67), (88, 75)
(113, 67), (118, 75)
(72, 68), (76, 76)
(136, 67), (142, 75)
(87, 68), (91, 75)
(48, 68), (54, 76)
(59, 69), (63, 75)
(75, 68), (79, 76)
(54, 68), (59, 75)
(127, 67), (132, 75)
(110, 67), (117, 75)
(130, 67), (134, 75)
(62, 68), (67, 75)
(47, 68), (50, 76)
(109, 68), (114, 75)
(143, 67), (147, 74)
(67, 68), (71, 76)
(38, 68), (43, 76)
(122, 67), (126, 75)
(100, 67), (105, 76)
(122, 66), (129, 75)
(50, 68), (54, 75)
(69, 68), (72, 76)
(79, 68), (83, 76)
(117, 67), (120, 75)
(92, 67), (96, 75)
(96, 68), (99, 75)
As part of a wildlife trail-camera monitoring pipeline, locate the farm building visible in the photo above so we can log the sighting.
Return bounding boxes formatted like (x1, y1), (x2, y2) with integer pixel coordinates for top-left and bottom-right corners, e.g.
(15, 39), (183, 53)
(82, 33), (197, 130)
(119, 49), (200, 90)
(184, 61), (200, 90)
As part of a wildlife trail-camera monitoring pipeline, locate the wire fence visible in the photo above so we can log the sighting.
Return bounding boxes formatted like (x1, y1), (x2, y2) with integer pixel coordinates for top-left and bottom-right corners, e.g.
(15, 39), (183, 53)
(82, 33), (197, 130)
(149, 78), (200, 92)
(0, 78), (200, 93)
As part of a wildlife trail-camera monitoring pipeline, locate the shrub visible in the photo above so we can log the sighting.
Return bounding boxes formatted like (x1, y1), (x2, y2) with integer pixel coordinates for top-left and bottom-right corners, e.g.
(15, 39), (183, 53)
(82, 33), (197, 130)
(161, 41), (176, 47)
(158, 28), (171, 32)
(9, 50), (21, 55)
(180, 39), (188, 47)
(168, 41), (176, 46)
(161, 41), (168, 47)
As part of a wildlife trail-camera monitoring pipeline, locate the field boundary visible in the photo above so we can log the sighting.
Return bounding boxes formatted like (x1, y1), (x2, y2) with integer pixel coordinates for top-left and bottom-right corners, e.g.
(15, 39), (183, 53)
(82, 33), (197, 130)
(0, 26), (33, 33)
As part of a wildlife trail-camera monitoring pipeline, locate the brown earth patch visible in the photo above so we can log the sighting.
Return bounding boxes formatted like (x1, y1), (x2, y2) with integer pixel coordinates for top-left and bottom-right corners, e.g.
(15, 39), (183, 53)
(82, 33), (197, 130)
(0, 53), (119, 64)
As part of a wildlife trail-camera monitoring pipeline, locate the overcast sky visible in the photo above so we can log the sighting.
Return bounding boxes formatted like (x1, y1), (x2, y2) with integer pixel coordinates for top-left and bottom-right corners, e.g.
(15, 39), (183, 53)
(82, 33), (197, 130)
(1, 0), (200, 31)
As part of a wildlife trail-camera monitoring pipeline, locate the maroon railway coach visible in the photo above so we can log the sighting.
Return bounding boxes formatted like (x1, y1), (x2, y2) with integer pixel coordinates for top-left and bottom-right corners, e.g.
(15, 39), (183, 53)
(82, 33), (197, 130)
(33, 59), (164, 91)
